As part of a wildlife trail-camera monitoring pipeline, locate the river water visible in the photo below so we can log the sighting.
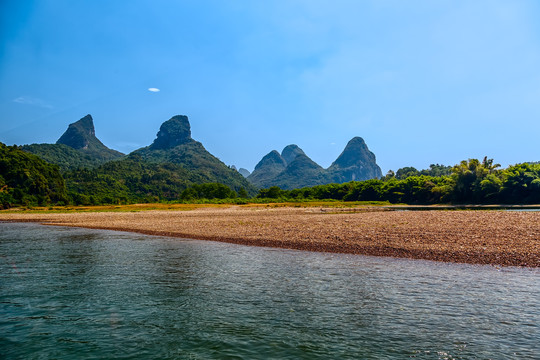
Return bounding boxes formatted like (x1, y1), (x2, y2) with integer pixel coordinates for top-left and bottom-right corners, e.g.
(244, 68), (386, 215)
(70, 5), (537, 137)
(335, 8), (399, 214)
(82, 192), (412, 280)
(1, 222), (539, 359)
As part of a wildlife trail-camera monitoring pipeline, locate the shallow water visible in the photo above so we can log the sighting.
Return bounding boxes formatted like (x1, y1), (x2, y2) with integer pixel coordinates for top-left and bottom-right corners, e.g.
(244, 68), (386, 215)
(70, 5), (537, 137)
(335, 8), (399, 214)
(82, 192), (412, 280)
(1, 222), (539, 359)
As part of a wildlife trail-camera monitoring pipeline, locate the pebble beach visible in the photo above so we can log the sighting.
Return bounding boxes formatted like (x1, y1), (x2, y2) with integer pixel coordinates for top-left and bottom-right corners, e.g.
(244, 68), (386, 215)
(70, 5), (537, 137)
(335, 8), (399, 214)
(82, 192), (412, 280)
(1, 206), (539, 267)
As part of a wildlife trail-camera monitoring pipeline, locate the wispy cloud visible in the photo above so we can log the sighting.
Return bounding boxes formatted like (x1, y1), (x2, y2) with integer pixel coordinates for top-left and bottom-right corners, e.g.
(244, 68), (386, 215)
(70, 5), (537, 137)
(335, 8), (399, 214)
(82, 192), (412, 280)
(12, 96), (54, 109)
(148, 88), (160, 92)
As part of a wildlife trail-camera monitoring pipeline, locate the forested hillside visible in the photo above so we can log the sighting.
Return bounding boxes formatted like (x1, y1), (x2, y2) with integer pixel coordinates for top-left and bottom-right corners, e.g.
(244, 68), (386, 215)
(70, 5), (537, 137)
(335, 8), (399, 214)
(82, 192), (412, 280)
(22, 115), (124, 171)
(133, 115), (255, 194)
(0, 143), (67, 208)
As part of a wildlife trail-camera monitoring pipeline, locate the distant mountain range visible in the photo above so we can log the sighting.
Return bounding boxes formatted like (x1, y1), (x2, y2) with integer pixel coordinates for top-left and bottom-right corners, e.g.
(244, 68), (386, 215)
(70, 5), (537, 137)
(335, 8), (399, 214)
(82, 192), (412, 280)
(247, 138), (382, 189)
(19, 114), (382, 192)
(21, 114), (254, 195)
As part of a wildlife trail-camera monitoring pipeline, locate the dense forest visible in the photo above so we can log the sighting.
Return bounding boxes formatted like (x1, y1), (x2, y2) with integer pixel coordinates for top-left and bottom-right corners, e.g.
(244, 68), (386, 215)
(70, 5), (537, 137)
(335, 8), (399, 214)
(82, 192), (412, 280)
(0, 143), (68, 207)
(1, 140), (539, 208)
(257, 158), (540, 204)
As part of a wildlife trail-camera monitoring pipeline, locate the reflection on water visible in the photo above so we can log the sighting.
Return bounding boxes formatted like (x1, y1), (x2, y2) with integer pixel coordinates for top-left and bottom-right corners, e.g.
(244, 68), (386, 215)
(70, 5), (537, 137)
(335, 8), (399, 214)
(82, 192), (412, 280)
(1, 222), (539, 359)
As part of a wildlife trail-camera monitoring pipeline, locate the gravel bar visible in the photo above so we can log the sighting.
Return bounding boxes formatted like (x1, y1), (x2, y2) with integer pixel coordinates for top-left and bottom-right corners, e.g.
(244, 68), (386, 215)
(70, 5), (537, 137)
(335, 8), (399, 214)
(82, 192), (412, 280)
(1, 207), (539, 267)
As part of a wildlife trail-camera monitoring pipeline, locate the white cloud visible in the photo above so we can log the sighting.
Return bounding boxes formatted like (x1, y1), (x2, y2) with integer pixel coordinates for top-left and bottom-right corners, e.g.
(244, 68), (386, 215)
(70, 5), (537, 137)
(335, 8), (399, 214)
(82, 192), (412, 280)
(148, 88), (160, 92)
(12, 96), (53, 109)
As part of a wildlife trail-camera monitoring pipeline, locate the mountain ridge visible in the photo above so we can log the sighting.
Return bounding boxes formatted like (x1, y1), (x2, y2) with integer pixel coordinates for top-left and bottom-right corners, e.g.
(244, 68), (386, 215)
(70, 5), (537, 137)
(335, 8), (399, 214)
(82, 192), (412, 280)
(247, 138), (382, 189)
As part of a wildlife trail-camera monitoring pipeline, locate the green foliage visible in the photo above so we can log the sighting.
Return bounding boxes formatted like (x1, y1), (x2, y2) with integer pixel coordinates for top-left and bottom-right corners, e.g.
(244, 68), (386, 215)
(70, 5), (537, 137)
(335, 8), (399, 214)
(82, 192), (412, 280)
(450, 157), (501, 203)
(254, 157), (540, 205)
(134, 139), (256, 196)
(395, 164), (452, 179)
(5, 143), (540, 206)
(64, 154), (197, 205)
(395, 167), (420, 180)
(257, 186), (285, 199)
(0, 142), (68, 208)
(56, 114), (124, 161)
(247, 150), (288, 188)
(237, 187), (249, 198)
(180, 183), (237, 200)
(499, 163), (540, 204)
(421, 164), (452, 177)
(20, 143), (116, 171)
(272, 154), (331, 190)
(23, 115), (124, 171)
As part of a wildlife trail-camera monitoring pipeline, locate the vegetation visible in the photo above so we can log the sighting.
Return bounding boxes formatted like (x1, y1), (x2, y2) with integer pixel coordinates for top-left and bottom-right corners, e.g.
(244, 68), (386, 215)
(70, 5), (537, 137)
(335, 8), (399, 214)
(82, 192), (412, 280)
(390, 164), (452, 180)
(2, 138), (539, 208)
(255, 158), (540, 205)
(21, 114), (124, 171)
(0, 143), (68, 208)
(55, 114), (124, 161)
(134, 139), (255, 195)
(20, 143), (116, 171)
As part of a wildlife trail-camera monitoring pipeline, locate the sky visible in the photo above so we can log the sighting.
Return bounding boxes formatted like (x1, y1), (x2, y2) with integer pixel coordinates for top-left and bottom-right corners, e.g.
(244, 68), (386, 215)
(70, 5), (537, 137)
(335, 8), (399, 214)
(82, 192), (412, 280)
(1, 0), (540, 173)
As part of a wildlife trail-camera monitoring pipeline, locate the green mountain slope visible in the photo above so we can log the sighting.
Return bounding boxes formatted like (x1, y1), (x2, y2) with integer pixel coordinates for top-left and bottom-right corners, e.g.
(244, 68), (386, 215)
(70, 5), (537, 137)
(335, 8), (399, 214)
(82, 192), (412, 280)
(281, 144), (306, 164)
(20, 143), (106, 171)
(246, 150), (288, 188)
(272, 154), (331, 189)
(21, 115), (124, 171)
(327, 137), (382, 182)
(64, 154), (200, 204)
(133, 115), (255, 194)
(0, 142), (67, 207)
(248, 138), (382, 190)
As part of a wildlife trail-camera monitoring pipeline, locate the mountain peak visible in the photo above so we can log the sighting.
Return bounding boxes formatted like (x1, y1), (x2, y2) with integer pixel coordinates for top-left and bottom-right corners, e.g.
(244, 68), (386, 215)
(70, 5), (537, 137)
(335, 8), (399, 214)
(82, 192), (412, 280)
(281, 144), (306, 164)
(150, 115), (192, 150)
(254, 150), (286, 171)
(56, 114), (97, 149)
(333, 137), (369, 166)
(329, 136), (382, 181)
(246, 150), (288, 188)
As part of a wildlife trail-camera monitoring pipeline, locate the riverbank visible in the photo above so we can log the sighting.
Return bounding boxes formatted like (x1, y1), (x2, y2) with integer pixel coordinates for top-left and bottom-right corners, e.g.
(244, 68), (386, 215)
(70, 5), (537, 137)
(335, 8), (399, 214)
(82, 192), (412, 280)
(1, 206), (539, 267)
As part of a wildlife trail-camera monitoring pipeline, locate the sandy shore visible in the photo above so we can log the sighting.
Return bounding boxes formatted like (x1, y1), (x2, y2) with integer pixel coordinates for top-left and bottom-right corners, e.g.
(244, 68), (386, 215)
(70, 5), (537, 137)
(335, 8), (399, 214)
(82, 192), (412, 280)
(1, 206), (539, 267)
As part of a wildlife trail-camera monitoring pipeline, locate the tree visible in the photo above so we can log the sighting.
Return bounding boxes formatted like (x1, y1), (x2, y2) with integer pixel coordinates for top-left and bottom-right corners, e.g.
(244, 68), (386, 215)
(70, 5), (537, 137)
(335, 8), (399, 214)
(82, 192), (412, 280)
(396, 167), (420, 180)
(451, 157), (501, 203)
(237, 187), (248, 198)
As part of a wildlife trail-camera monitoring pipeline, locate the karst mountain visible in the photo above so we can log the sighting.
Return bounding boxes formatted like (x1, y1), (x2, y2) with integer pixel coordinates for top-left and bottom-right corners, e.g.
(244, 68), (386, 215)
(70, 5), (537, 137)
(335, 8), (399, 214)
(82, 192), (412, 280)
(247, 138), (382, 189)
(21, 115), (124, 170)
(132, 115), (253, 192)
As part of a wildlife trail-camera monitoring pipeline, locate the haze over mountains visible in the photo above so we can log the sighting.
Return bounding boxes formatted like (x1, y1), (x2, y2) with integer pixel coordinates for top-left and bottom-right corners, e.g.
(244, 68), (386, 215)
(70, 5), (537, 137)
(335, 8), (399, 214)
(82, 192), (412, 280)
(19, 114), (382, 192)
(248, 138), (382, 189)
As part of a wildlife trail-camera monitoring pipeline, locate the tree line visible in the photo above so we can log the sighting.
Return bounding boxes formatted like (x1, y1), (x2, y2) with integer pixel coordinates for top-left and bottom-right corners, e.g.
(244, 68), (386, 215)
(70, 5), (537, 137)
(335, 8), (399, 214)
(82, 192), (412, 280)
(257, 158), (540, 204)
(1, 141), (539, 208)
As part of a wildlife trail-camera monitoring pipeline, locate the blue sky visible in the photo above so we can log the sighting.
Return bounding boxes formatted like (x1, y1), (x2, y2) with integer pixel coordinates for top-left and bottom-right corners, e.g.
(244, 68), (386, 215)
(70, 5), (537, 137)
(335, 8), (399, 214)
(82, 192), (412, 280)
(1, 0), (540, 173)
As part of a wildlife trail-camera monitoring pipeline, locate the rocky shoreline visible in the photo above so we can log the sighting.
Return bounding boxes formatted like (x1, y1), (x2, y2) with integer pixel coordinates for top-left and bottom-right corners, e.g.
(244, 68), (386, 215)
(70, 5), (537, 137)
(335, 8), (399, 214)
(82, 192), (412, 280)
(1, 207), (539, 267)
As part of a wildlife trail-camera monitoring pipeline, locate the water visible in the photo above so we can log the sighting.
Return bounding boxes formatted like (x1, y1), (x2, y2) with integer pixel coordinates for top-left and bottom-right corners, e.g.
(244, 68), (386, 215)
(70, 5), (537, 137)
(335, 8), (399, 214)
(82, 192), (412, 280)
(1, 223), (539, 359)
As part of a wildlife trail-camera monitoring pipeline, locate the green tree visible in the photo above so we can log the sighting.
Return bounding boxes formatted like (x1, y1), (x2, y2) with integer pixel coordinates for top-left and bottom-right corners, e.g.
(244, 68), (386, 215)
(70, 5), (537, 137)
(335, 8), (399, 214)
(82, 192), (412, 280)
(237, 187), (249, 198)
(451, 157), (501, 203)
(257, 186), (284, 199)
(499, 163), (540, 203)
(396, 167), (420, 180)
(0, 142), (68, 207)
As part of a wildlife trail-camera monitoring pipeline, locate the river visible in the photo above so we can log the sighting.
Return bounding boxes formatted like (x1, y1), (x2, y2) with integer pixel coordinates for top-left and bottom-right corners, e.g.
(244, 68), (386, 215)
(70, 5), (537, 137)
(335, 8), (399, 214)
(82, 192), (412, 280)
(1, 222), (539, 359)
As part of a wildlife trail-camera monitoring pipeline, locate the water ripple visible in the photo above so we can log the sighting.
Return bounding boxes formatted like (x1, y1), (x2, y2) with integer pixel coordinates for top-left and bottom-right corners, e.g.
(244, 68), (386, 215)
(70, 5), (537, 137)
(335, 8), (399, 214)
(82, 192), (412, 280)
(1, 222), (539, 359)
